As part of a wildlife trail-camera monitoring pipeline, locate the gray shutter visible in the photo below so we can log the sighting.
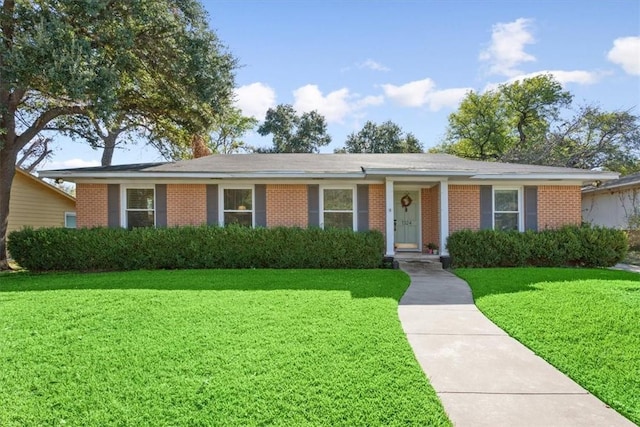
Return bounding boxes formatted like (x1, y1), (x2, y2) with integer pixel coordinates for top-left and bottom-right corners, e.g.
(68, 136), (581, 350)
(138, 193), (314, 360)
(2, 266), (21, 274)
(255, 184), (267, 227)
(206, 184), (218, 226)
(480, 185), (493, 230)
(107, 184), (120, 228)
(524, 186), (538, 231)
(308, 185), (320, 227)
(357, 184), (369, 231)
(155, 184), (167, 227)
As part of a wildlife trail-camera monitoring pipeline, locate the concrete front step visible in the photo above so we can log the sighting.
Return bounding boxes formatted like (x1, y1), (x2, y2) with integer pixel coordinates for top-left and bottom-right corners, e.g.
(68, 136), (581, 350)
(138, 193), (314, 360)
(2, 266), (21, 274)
(398, 259), (443, 270)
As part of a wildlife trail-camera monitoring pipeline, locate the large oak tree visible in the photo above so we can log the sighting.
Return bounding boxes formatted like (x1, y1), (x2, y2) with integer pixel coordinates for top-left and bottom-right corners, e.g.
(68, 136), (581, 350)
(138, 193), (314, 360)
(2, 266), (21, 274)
(0, 0), (237, 269)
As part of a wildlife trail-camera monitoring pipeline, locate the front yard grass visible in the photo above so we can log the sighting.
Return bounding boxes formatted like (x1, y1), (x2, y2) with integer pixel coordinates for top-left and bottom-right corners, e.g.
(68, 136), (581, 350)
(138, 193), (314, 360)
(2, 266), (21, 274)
(455, 267), (640, 424)
(0, 269), (450, 426)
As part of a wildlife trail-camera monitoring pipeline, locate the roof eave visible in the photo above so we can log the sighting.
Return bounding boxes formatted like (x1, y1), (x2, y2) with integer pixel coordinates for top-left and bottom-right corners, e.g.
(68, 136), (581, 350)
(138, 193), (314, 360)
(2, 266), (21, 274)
(38, 171), (367, 180)
(470, 172), (619, 182)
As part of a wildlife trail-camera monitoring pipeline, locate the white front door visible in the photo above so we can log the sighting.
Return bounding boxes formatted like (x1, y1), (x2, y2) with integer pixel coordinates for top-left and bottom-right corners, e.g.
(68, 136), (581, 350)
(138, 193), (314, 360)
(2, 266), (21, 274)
(394, 191), (420, 250)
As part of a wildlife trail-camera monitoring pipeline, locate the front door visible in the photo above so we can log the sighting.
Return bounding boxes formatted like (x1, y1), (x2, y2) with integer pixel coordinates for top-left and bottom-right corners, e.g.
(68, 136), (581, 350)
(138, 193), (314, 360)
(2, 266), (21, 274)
(394, 191), (420, 250)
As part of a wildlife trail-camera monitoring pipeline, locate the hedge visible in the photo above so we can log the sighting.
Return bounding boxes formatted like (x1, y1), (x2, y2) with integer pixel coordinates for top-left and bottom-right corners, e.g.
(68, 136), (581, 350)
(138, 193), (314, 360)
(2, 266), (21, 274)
(447, 225), (628, 268)
(8, 226), (385, 272)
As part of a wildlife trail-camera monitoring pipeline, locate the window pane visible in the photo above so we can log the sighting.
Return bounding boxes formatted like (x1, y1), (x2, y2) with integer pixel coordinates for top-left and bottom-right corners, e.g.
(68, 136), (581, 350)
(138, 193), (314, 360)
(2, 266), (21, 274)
(324, 212), (353, 229)
(224, 189), (252, 210)
(65, 213), (76, 229)
(127, 211), (154, 229)
(127, 189), (154, 210)
(224, 212), (253, 227)
(495, 190), (518, 212)
(494, 213), (519, 231)
(324, 189), (353, 210)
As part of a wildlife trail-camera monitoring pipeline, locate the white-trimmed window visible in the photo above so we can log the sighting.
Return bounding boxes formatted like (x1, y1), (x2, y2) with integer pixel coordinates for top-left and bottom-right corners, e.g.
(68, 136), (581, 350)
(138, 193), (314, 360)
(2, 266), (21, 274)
(493, 188), (522, 231)
(64, 212), (76, 228)
(321, 187), (356, 230)
(124, 187), (155, 229)
(222, 187), (254, 227)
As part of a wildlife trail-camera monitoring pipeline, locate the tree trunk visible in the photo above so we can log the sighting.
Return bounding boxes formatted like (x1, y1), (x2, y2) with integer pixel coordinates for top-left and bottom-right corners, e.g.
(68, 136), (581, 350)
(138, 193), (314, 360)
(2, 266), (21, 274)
(101, 132), (118, 166)
(0, 140), (19, 270)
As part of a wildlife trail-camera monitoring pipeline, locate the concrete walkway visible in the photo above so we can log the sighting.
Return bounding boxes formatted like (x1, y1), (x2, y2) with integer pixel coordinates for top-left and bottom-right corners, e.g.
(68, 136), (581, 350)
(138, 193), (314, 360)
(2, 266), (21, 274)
(397, 262), (635, 427)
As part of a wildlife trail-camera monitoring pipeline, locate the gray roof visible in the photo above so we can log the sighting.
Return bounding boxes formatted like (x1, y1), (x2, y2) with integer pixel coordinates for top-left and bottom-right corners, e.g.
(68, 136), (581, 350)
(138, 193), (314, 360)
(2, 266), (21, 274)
(40, 153), (619, 182)
(583, 171), (640, 193)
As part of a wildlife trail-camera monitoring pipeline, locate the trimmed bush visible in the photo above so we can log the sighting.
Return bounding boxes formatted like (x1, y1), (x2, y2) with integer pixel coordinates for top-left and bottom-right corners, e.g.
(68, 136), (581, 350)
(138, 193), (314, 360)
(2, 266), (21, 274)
(8, 226), (385, 272)
(447, 225), (627, 268)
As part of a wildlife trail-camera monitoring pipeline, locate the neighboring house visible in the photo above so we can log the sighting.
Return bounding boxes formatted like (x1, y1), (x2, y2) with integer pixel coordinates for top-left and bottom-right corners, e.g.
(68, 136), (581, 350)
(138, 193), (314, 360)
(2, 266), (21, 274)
(582, 172), (640, 229)
(8, 168), (76, 234)
(40, 153), (617, 257)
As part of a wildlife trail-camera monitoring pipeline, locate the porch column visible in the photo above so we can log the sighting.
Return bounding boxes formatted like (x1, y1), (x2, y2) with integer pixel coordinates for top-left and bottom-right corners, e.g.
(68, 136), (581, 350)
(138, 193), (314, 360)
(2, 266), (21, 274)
(385, 178), (395, 256)
(440, 179), (449, 256)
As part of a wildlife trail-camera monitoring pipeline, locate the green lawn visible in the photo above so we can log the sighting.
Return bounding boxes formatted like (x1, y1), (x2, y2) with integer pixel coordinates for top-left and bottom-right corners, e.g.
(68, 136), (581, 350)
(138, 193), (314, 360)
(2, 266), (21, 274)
(0, 269), (450, 426)
(455, 267), (640, 424)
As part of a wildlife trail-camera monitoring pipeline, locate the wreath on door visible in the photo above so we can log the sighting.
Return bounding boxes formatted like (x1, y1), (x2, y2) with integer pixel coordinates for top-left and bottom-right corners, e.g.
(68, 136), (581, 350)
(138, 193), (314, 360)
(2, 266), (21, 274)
(400, 194), (413, 212)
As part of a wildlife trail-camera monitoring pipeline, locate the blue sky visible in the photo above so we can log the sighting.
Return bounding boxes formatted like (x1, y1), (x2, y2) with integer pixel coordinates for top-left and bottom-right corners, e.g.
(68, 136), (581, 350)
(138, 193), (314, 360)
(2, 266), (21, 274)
(47, 0), (640, 169)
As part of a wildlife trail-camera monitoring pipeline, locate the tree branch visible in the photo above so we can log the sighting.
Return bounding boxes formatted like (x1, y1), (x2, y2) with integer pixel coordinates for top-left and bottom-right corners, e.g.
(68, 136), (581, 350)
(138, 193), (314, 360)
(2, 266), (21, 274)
(16, 106), (88, 149)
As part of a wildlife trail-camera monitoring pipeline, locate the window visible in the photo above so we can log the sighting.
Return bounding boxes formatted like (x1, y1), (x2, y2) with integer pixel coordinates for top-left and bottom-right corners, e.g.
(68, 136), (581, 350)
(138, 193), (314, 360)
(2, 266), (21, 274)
(223, 188), (253, 227)
(493, 188), (521, 231)
(64, 212), (76, 228)
(125, 188), (155, 229)
(322, 188), (355, 229)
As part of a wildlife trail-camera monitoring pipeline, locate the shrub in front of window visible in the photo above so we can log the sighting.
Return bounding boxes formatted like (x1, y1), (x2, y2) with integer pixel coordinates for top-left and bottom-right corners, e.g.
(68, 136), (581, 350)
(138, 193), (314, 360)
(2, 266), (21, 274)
(447, 225), (627, 268)
(8, 226), (385, 271)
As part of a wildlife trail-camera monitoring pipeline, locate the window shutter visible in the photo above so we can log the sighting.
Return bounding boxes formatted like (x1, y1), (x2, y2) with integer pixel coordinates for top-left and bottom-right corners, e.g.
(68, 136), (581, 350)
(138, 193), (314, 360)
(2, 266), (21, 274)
(255, 184), (267, 227)
(155, 184), (167, 227)
(480, 185), (493, 230)
(206, 184), (218, 226)
(308, 185), (319, 227)
(357, 184), (369, 231)
(107, 184), (120, 228)
(524, 186), (538, 231)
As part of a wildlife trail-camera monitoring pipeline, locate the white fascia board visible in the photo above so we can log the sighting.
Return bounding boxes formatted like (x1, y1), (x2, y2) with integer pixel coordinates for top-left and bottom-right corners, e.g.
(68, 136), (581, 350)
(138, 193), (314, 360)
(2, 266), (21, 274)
(38, 171), (366, 180)
(469, 172), (619, 181)
(364, 169), (474, 177)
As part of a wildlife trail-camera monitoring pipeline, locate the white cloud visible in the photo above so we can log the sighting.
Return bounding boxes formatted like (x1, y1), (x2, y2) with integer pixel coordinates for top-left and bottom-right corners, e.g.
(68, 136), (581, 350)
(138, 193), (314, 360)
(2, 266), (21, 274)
(293, 85), (383, 123)
(234, 82), (276, 119)
(607, 36), (640, 75)
(479, 18), (536, 77)
(381, 79), (470, 111)
(358, 59), (390, 72)
(425, 88), (472, 111)
(484, 69), (604, 92)
(46, 158), (101, 170)
(381, 78), (436, 107)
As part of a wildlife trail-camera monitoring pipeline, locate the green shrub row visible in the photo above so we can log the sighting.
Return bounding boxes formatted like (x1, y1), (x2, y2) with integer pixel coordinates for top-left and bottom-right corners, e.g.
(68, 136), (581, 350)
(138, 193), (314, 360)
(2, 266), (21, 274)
(447, 225), (628, 268)
(8, 226), (385, 271)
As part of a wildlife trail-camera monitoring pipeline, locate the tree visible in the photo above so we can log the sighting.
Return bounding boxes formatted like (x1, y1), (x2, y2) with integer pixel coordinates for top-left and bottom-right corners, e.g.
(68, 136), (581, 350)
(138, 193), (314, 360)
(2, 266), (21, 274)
(338, 120), (423, 153)
(16, 136), (54, 172)
(0, 0), (237, 269)
(504, 105), (640, 173)
(257, 104), (331, 153)
(432, 74), (572, 161)
(501, 74), (572, 148)
(208, 107), (258, 154)
(435, 91), (509, 160)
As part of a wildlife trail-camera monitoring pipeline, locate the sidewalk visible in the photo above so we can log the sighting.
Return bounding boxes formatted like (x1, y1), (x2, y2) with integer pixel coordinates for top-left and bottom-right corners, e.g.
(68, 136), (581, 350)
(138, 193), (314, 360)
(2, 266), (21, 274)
(397, 262), (634, 427)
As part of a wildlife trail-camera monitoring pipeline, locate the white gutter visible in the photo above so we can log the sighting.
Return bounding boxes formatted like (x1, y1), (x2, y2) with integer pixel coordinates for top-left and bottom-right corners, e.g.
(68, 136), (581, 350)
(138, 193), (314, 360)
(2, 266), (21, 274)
(469, 172), (619, 181)
(38, 171), (367, 180)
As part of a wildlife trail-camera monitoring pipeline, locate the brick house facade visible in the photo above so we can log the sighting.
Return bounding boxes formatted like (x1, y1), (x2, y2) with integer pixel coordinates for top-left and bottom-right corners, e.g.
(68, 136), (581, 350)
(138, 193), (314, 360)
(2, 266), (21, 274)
(42, 153), (617, 257)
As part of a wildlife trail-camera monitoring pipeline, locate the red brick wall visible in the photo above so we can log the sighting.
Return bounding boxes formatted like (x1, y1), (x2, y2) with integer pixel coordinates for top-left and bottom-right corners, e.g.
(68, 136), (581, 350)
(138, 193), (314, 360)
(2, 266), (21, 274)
(449, 185), (480, 232)
(166, 184), (207, 226)
(537, 185), (582, 229)
(368, 184), (386, 234)
(76, 183), (108, 228)
(421, 186), (440, 253)
(266, 184), (308, 227)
